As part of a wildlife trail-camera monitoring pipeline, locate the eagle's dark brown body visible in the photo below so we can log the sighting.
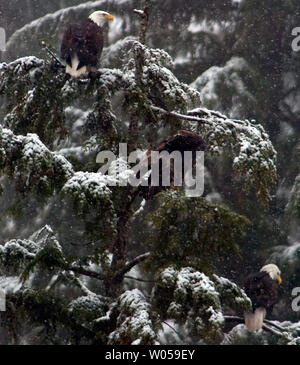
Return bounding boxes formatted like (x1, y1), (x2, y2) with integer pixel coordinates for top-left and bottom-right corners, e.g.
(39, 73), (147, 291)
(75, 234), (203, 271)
(244, 270), (279, 314)
(61, 19), (103, 74)
(138, 130), (206, 200)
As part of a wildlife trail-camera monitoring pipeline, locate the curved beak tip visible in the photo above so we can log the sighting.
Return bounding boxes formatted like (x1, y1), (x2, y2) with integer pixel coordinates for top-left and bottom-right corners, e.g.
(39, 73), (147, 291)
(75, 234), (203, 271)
(106, 14), (114, 21)
(277, 275), (282, 285)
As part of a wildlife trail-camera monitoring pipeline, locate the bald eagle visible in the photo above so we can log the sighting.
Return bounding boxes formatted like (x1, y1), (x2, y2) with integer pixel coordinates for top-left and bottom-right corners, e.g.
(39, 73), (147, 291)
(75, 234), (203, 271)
(60, 11), (114, 77)
(244, 264), (282, 332)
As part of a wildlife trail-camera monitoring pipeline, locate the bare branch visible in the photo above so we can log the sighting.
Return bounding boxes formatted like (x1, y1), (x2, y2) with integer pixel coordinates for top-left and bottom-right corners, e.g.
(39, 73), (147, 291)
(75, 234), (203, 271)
(224, 315), (244, 323)
(134, 1), (151, 45)
(69, 265), (105, 281)
(124, 275), (156, 283)
(41, 41), (64, 67)
(114, 252), (151, 279)
(162, 320), (182, 338)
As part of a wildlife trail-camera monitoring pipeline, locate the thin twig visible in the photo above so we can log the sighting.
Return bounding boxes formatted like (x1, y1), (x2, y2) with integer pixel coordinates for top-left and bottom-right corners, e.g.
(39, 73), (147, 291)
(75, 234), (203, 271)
(124, 275), (156, 283)
(41, 41), (64, 67)
(71, 274), (96, 296)
(134, 1), (150, 45)
(162, 320), (182, 338)
(224, 315), (244, 323)
(261, 323), (292, 340)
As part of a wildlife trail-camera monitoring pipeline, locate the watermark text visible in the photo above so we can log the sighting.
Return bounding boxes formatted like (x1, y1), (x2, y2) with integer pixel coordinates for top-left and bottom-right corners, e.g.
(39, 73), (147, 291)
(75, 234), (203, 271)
(0, 288), (6, 311)
(0, 27), (6, 51)
(292, 287), (300, 312)
(96, 144), (204, 197)
(292, 27), (300, 52)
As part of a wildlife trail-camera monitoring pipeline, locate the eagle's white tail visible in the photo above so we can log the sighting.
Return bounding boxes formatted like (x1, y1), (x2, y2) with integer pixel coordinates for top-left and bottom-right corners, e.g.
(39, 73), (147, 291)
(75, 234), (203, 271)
(244, 308), (266, 332)
(65, 54), (87, 77)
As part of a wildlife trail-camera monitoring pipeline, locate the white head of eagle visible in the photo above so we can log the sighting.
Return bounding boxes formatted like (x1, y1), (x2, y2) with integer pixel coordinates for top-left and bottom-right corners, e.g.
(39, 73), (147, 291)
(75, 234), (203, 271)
(260, 264), (282, 283)
(60, 10), (114, 77)
(244, 263), (282, 333)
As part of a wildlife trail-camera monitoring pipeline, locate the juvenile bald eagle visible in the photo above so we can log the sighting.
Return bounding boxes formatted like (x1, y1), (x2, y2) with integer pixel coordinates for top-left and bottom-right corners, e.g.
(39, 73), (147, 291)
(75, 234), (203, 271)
(244, 264), (282, 332)
(138, 130), (206, 200)
(60, 11), (114, 77)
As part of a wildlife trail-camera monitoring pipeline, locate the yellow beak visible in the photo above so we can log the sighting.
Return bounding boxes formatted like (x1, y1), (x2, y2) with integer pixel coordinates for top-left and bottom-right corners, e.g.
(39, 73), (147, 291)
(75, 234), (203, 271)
(277, 275), (282, 285)
(105, 13), (114, 21)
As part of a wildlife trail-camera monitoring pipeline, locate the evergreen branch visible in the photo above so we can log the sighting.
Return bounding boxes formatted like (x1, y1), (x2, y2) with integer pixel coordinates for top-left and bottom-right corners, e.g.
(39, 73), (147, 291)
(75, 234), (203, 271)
(261, 323), (293, 342)
(263, 319), (290, 332)
(151, 105), (210, 124)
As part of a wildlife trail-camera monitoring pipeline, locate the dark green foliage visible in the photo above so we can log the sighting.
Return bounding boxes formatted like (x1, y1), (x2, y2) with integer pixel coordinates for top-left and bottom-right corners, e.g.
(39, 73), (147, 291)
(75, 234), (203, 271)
(20, 247), (68, 282)
(1, 289), (96, 344)
(0, 58), (66, 147)
(0, 128), (73, 196)
(0, 0), (294, 344)
(145, 190), (250, 273)
(151, 266), (251, 344)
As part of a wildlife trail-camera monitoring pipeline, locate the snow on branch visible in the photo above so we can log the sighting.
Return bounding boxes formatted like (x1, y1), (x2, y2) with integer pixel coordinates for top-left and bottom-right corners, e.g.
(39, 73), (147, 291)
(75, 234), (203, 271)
(68, 292), (109, 323)
(0, 127), (74, 194)
(62, 172), (113, 202)
(223, 318), (296, 345)
(0, 56), (44, 79)
(61, 68), (125, 99)
(0, 225), (64, 277)
(0, 239), (38, 269)
(148, 104), (277, 205)
(125, 41), (201, 112)
(153, 266), (224, 343)
(0, 57), (127, 149)
(108, 288), (158, 345)
(61, 171), (119, 242)
(0, 55), (41, 76)
(213, 274), (251, 313)
(152, 266), (254, 344)
(187, 107), (277, 206)
(151, 105), (209, 124)
(0, 225), (109, 295)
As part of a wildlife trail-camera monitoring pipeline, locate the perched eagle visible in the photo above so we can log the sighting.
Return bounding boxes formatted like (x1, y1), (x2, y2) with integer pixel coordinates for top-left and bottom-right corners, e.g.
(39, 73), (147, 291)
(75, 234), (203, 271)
(137, 130), (206, 200)
(60, 11), (114, 77)
(244, 264), (282, 332)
